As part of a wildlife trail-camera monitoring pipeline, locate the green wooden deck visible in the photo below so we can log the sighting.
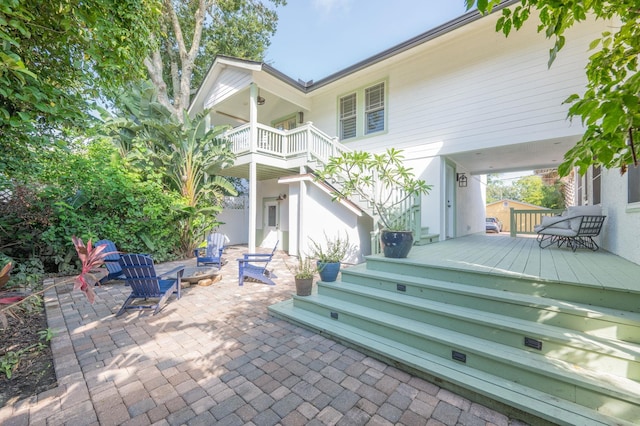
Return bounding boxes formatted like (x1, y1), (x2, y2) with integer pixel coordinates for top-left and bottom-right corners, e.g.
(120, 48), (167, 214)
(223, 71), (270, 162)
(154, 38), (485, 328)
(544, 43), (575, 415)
(270, 234), (640, 425)
(405, 234), (639, 291)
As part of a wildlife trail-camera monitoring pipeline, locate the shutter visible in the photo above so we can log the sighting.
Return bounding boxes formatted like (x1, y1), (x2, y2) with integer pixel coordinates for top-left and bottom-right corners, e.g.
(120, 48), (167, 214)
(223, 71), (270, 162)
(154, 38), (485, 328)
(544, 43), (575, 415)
(340, 93), (357, 139)
(365, 83), (385, 134)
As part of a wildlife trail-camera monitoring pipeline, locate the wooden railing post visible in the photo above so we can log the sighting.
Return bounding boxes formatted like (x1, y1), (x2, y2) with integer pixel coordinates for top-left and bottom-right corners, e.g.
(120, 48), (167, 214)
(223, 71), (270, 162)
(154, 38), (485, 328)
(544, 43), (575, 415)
(510, 208), (516, 238)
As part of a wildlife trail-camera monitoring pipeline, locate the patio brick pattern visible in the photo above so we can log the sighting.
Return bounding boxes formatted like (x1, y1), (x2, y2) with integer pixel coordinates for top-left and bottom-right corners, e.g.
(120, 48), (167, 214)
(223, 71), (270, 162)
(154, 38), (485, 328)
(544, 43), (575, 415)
(0, 245), (529, 425)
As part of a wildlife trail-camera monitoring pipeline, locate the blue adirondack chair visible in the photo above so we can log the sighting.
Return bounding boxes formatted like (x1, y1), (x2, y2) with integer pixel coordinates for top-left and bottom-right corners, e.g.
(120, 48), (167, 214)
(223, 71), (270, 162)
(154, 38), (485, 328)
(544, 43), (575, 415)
(116, 254), (184, 316)
(237, 241), (278, 286)
(194, 233), (226, 268)
(95, 239), (125, 284)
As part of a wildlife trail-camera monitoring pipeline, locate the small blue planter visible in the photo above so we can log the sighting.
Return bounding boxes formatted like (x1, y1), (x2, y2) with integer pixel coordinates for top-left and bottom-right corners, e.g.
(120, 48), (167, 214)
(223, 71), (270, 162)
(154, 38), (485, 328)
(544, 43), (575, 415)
(317, 261), (340, 282)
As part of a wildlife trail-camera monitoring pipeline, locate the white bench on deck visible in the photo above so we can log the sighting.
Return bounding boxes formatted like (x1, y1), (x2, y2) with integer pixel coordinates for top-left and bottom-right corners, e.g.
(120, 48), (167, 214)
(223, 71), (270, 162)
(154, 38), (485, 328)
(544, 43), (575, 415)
(534, 205), (605, 252)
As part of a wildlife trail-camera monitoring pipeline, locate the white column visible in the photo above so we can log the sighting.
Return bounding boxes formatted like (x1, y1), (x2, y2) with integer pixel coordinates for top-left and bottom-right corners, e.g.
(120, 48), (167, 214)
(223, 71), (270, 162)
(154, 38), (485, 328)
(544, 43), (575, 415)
(298, 166), (306, 256)
(249, 162), (257, 252)
(248, 83), (258, 252)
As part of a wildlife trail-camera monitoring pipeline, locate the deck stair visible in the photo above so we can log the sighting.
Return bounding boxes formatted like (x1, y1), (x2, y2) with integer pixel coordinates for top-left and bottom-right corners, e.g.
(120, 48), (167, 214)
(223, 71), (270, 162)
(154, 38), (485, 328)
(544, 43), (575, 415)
(269, 244), (640, 425)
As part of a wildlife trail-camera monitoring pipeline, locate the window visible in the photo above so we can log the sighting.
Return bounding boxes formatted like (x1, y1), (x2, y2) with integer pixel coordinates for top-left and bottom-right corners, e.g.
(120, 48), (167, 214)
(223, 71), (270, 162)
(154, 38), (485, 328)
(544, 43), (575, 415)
(577, 174), (584, 205)
(629, 165), (640, 204)
(365, 83), (385, 134)
(267, 205), (277, 227)
(592, 165), (601, 205)
(273, 116), (297, 131)
(339, 93), (357, 140)
(338, 81), (386, 140)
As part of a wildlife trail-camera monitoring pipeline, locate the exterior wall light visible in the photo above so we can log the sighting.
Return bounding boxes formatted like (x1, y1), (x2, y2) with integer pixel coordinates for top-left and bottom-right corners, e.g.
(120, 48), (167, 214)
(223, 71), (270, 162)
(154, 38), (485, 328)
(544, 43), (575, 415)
(456, 173), (468, 188)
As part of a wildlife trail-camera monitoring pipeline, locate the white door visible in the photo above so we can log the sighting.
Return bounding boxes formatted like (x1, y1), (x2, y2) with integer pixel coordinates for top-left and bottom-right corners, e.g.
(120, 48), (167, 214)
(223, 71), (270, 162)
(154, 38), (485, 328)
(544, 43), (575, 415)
(263, 201), (279, 247)
(445, 164), (456, 239)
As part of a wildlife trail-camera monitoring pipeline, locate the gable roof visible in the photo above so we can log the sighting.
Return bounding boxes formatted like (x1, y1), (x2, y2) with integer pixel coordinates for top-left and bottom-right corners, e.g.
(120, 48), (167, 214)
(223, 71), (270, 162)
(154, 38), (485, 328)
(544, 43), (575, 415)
(191, 0), (520, 108)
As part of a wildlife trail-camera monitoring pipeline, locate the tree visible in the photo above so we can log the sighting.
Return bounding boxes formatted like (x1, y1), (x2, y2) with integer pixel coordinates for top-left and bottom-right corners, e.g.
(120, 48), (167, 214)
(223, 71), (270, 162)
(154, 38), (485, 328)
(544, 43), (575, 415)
(466, 0), (640, 176)
(486, 174), (565, 208)
(1, 0), (158, 175)
(144, 0), (286, 121)
(486, 174), (518, 203)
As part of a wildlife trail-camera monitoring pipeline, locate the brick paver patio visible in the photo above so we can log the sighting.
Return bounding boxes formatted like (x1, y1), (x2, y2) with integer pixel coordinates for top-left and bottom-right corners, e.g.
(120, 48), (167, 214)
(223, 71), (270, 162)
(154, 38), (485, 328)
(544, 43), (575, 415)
(0, 246), (529, 425)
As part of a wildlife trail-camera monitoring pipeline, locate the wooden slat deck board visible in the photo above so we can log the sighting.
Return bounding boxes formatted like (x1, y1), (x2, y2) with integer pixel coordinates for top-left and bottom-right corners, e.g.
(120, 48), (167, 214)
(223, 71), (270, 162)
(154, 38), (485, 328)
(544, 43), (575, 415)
(407, 235), (639, 293)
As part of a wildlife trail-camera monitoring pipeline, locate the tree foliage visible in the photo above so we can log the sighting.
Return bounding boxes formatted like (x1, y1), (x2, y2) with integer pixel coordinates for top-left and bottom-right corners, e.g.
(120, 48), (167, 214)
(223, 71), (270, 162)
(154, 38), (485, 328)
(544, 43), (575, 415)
(486, 174), (565, 209)
(144, 0), (286, 121)
(1, 140), (184, 271)
(0, 0), (158, 174)
(467, 0), (640, 176)
(102, 81), (237, 255)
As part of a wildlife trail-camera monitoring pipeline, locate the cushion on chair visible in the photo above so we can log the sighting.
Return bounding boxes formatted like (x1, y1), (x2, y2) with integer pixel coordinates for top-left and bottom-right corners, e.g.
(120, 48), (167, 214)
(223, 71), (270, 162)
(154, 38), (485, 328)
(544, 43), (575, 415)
(538, 215), (570, 229)
(567, 205), (602, 231)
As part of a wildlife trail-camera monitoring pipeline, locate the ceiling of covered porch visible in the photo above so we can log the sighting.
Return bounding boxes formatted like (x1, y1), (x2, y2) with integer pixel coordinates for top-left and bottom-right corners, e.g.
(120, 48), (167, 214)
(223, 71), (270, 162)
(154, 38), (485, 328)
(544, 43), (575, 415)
(446, 135), (580, 175)
(216, 162), (302, 181)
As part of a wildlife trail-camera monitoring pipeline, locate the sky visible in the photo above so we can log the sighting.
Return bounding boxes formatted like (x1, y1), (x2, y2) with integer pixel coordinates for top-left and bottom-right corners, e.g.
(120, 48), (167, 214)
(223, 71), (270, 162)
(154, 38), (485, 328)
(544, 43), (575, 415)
(265, 1), (470, 82)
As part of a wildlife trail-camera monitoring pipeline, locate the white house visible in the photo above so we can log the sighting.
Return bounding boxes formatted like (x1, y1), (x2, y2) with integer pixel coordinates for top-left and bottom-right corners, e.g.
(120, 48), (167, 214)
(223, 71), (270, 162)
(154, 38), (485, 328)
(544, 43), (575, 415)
(189, 2), (639, 266)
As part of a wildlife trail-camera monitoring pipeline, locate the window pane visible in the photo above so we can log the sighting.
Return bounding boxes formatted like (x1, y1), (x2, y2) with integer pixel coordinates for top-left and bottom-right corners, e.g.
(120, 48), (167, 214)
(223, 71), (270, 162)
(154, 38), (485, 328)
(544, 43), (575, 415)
(340, 93), (357, 139)
(340, 94), (356, 119)
(268, 205), (277, 227)
(577, 174), (583, 205)
(592, 166), (601, 205)
(366, 109), (384, 134)
(628, 165), (640, 203)
(341, 117), (357, 139)
(365, 83), (384, 110)
(365, 83), (384, 134)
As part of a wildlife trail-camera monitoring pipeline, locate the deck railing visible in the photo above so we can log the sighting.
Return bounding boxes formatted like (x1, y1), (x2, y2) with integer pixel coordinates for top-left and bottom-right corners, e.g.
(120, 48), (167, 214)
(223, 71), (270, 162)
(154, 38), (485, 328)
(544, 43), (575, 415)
(224, 121), (421, 252)
(224, 122), (350, 161)
(509, 208), (564, 237)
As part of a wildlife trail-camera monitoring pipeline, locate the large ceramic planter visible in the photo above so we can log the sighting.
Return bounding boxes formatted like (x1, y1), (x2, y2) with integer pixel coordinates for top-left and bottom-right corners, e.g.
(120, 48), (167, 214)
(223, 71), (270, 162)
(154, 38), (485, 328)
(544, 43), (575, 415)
(295, 278), (313, 296)
(380, 230), (414, 258)
(317, 261), (340, 282)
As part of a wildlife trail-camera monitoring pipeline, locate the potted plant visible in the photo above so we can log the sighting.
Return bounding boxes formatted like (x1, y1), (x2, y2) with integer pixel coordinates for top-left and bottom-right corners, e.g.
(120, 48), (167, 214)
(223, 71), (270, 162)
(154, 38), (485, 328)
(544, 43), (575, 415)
(317, 148), (431, 258)
(288, 257), (317, 296)
(309, 232), (350, 282)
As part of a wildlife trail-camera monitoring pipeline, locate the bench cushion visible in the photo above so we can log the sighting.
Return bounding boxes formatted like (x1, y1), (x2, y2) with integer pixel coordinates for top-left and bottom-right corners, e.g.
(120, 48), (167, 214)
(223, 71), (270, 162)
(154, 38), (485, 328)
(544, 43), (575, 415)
(539, 215), (570, 229)
(567, 205), (602, 231)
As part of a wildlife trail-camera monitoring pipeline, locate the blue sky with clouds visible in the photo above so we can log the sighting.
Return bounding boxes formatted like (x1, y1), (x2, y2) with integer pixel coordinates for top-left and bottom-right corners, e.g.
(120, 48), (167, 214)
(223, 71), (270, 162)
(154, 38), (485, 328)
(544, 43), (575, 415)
(265, 1), (470, 82)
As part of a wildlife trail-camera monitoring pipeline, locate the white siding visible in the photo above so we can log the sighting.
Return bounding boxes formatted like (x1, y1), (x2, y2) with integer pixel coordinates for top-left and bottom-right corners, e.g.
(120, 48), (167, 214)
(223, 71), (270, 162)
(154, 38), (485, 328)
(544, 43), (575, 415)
(303, 184), (368, 264)
(600, 169), (640, 265)
(205, 68), (252, 109)
(308, 15), (607, 156)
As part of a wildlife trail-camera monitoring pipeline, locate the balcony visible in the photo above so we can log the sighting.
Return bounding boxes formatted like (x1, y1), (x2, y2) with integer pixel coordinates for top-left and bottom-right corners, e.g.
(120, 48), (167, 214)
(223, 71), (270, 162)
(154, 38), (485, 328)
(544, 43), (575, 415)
(222, 122), (350, 178)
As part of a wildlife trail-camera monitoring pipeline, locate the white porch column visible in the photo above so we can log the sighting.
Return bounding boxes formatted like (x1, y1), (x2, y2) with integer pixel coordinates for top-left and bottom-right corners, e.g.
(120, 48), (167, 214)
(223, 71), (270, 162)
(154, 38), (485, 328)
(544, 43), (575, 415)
(248, 83), (259, 252)
(298, 166), (306, 256)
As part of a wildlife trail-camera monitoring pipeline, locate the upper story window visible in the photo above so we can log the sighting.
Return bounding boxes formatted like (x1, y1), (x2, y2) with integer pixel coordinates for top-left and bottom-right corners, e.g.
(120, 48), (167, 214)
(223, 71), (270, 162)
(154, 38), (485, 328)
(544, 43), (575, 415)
(338, 81), (387, 141)
(340, 93), (357, 140)
(365, 83), (385, 134)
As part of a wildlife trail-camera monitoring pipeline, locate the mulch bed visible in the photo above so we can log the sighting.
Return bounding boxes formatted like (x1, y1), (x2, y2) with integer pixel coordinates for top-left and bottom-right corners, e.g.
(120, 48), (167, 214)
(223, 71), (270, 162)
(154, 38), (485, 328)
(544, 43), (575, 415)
(0, 305), (56, 407)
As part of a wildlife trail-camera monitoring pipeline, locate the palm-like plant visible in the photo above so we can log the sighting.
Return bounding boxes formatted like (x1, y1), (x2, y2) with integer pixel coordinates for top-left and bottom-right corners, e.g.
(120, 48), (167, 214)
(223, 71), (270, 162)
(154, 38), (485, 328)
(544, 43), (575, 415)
(102, 81), (237, 255)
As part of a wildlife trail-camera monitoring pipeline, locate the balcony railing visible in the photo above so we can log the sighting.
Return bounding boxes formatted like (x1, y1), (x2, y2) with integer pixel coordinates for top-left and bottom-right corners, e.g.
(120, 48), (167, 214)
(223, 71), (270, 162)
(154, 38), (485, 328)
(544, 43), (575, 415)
(509, 208), (564, 237)
(224, 122), (350, 163)
(225, 121), (422, 251)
